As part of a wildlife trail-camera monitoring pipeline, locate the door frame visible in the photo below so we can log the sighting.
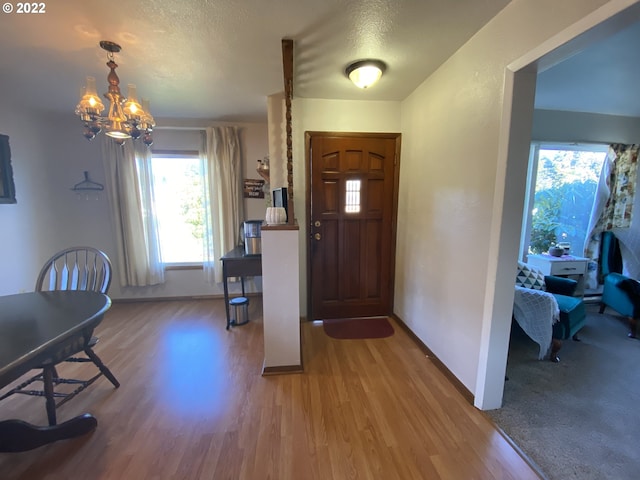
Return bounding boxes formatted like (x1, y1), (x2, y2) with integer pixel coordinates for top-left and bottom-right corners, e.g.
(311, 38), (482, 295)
(304, 131), (402, 319)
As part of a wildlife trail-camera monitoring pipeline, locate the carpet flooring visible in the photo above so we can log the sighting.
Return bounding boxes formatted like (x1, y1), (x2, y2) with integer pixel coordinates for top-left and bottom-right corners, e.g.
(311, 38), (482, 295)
(322, 316), (394, 339)
(486, 304), (640, 480)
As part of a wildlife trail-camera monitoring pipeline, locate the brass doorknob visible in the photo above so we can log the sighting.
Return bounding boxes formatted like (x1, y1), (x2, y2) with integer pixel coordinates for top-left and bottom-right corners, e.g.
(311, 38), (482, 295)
(314, 233), (321, 241)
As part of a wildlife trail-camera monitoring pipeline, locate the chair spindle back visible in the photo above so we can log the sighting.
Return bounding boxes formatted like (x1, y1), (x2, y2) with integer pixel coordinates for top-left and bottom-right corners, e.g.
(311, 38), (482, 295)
(35, 247), (112, 294)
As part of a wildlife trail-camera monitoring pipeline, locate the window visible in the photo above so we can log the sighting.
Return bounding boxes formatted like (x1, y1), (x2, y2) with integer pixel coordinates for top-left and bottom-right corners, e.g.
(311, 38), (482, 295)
(345, 179), (361, 213)
(151, 152), (205, 265)
(521, 144), (608, 258)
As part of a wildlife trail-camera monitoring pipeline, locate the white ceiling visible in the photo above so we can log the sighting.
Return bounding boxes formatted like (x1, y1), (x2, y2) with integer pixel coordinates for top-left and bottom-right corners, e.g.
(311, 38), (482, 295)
(0, 0), (511, 122)
(535, 20), (640, 118)
(0, 0), (637, 123)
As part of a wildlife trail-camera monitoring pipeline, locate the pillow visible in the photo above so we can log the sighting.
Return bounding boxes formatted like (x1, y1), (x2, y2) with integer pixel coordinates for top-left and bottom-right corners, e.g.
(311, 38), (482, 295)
(516, 261), (546, 291)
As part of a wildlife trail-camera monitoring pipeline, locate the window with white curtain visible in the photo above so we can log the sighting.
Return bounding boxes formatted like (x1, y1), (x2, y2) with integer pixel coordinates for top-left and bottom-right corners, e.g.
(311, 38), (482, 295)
(520, 143), (608, 259)
(151, 151), (206, 265)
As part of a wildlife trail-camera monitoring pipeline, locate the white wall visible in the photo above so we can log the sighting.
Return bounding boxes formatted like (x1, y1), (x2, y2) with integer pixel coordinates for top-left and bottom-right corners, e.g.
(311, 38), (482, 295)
(0, 108), (269, 300)
(262, 228), (301, 369)
(395, 0), (622, 404)
(532, 110), (640, 143)
(0, 104), (59, 295)
(291, 99), (402, 316)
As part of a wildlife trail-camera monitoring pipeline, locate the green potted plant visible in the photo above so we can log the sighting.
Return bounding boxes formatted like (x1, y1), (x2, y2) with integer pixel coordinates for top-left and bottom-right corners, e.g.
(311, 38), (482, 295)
(529, 194), (559, 254)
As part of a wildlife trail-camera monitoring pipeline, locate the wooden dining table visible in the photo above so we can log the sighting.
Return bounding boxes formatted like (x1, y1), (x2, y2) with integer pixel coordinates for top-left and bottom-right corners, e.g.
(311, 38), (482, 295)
(0, 290), (111, 452)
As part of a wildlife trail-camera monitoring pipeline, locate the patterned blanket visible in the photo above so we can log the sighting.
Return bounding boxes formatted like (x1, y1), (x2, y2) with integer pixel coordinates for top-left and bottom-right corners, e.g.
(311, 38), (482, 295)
(513, 286), (559, 359)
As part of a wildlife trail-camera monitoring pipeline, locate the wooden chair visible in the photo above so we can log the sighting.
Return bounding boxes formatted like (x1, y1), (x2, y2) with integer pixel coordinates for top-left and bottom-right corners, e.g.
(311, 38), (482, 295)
(0, 247), (120, 425)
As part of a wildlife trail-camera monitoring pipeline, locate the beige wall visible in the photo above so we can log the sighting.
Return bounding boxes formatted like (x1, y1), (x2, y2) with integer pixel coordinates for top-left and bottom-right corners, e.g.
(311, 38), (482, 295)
(396, 0), (635, 407)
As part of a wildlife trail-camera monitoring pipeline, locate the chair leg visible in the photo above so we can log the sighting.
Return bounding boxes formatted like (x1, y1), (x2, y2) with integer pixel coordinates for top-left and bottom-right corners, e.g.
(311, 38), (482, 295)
(628, 317), (638, 339)
(550, 339), (562, 363)
(599, 303), (606, 314)
(42, 365), (57, 426)
(84, 348), (120, 388)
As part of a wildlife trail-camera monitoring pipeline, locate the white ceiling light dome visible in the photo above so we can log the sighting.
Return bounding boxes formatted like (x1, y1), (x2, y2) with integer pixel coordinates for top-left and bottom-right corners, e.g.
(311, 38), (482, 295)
(345, 59), (386, 89)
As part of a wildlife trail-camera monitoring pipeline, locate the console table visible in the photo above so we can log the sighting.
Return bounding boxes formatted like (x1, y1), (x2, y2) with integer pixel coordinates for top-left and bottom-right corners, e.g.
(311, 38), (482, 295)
(527, 254), (589, 297)
(221, 246), (262, 329)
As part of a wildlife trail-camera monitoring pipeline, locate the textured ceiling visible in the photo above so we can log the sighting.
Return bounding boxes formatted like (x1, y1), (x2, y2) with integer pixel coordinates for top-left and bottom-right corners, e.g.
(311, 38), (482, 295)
(0, 0), (510, 122)
(535, 20), (640, 118)
(0, 1), (637, 124)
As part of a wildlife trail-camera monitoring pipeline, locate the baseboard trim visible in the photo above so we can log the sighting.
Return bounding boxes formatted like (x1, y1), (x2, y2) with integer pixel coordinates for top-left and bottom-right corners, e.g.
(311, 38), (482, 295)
(261, 364), (304, 376)
(390, 313), (475, 406)
(111, 292), (262, 303)
(482, 414), (549, 480)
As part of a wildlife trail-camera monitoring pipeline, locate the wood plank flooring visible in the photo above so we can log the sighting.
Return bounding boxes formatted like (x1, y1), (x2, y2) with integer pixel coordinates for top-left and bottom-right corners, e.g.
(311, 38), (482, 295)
(0, 298), (541, 479)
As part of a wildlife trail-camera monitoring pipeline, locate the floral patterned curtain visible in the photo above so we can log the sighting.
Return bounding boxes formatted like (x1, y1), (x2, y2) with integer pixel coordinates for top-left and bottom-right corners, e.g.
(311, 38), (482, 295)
(584, 144), (638, 287)
(597, 144), (638, 229)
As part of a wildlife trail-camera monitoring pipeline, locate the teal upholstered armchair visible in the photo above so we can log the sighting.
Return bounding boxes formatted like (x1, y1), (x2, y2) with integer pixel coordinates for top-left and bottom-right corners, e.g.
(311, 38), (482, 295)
(546, 275), (587, 361)
(515, 262), (586, 362)
(599, 231), (638, 337)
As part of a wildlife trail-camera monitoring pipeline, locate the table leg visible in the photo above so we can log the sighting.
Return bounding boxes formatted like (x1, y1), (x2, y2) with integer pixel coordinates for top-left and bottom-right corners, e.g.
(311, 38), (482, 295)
(42, 365), (57, 426)
(0, 414), (97, 452)
(241, 277), (246, 296)
(223, 265), (231, 330)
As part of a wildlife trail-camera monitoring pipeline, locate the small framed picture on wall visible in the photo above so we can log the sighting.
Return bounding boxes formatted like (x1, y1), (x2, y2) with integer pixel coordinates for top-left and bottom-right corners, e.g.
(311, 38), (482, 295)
(244, 178), (265, 199)
(0, 134), (16, 204)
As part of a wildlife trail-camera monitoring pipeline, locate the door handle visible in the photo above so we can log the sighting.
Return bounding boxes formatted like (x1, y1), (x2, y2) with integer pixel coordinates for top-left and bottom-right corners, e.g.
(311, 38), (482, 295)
(314, 233), (321, 241)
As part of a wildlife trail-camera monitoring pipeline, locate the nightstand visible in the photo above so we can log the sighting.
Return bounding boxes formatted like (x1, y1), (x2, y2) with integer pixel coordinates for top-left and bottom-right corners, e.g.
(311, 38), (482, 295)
(527, 254), (589, 297)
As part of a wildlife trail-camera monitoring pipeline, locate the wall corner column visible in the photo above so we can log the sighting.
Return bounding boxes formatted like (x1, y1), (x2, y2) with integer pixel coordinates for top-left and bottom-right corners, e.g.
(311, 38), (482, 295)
(261, 224), (303, 375)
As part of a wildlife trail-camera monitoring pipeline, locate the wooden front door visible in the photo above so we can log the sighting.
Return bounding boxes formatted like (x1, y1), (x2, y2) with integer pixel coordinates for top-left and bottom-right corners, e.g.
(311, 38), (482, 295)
(307, 132), (401, 320)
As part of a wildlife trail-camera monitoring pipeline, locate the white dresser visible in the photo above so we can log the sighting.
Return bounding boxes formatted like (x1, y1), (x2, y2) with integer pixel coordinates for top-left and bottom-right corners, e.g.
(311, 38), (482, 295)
(527, 254), (589, 297)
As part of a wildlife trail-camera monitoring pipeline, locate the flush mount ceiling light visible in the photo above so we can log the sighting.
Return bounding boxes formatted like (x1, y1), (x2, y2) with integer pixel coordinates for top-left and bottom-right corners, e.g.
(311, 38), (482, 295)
(75, 41), (155, 146)
(345, 59), (386, 89)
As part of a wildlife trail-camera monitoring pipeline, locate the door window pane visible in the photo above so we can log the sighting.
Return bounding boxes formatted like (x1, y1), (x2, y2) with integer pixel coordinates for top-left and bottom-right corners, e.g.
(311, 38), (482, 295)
(345, 180), (361, 213)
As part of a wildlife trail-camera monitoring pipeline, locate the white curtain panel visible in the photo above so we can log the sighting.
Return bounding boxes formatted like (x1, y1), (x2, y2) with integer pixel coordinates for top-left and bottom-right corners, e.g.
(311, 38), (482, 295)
(583, 147), (615, 288)
(101, 138), (164, 287)
(203, 126), (244, 283)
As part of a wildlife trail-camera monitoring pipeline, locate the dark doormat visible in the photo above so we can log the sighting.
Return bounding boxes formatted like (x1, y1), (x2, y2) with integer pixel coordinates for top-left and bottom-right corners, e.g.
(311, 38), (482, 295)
(322, 316), (394, 339)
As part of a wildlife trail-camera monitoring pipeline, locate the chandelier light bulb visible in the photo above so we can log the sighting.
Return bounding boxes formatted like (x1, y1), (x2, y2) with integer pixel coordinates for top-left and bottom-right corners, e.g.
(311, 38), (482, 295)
(75, 76), (105, 118)
(123, 84), (143, 118)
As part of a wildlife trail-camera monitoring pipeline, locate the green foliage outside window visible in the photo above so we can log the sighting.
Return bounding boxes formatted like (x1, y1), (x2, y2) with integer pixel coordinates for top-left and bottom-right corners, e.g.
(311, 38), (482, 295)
(180, 163), (204, 241)
(528, 148), (606, 255)
(529, 193), (559, 254)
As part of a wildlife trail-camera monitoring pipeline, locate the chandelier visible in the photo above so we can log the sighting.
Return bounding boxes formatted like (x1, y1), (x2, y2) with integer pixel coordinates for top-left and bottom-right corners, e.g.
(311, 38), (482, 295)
(75, 41), (155, 146)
